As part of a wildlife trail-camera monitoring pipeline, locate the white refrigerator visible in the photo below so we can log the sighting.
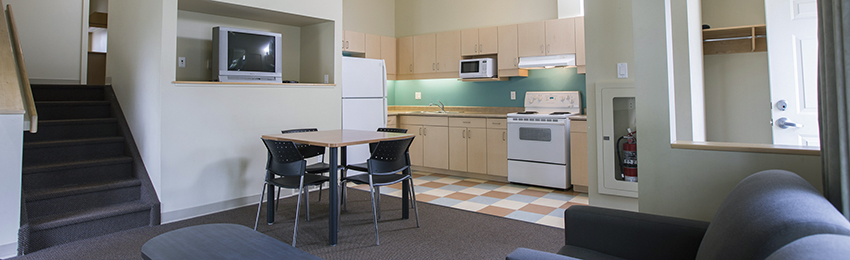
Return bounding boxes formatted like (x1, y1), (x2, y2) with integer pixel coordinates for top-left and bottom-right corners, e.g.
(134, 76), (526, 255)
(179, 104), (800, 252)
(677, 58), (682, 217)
(341, 57), (388, 165)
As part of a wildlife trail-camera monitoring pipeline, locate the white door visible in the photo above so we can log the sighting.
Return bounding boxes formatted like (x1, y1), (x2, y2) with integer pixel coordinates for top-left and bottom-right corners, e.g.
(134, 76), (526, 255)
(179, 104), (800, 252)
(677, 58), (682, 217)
(765, 0), (819, 146)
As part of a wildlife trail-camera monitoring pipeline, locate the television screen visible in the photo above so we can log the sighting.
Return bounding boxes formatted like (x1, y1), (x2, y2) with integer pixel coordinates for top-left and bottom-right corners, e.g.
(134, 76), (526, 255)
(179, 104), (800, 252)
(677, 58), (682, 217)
(227, 32), (276, 73)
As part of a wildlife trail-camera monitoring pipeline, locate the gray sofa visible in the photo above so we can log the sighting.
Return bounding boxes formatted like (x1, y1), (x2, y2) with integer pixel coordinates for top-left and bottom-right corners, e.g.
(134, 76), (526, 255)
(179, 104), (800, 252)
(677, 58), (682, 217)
(507, 169), (850, 260)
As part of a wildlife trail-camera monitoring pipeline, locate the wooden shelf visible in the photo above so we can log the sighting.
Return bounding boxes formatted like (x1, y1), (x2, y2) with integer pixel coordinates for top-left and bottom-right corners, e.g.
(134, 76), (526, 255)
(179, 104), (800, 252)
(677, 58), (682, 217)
(703, 24), (766, 55)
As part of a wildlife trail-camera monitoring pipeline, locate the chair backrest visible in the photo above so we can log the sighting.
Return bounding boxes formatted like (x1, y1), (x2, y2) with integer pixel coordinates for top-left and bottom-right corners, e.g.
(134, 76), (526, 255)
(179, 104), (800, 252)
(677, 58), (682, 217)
(367, 137), (414, 175)
(281, 128), (325, 159)
(377, 127), (408, 133)
(262, 139), (307, 177)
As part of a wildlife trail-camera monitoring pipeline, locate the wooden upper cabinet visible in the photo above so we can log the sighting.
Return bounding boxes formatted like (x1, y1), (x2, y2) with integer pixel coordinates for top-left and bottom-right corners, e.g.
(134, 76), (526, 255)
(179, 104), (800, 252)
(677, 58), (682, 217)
(518, 21), (546, 57)
(461, 27), (498, 56)
(343, 30), (365, 53)
(413, 34), (436, 74)
(381, 36), (397, 75)
(365, 33), (381, 59)
(545, 18), (576, 55)
(498, 25), (519, 70)
(575, 17), (586, 67)
(397, 36), (414, 75)
(436, 31), (461, 72)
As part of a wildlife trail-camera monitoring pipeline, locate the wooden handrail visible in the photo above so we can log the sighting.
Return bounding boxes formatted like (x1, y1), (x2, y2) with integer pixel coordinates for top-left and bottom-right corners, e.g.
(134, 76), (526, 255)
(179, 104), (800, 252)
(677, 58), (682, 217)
(0, 0), (24, 116)
(4, 2), (37, 133)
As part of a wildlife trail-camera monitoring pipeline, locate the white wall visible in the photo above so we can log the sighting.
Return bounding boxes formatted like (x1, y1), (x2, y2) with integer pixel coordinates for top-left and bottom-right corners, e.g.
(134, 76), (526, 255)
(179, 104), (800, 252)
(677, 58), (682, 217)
(558, 0), (584, 18)
(343, 0), (395, 36)
(109, 0), (344, 222)
(395, 0), (558, 37)
(629, 0), (822, 221)
(5, 0), (86, 84)
(0, 114), (23, 258)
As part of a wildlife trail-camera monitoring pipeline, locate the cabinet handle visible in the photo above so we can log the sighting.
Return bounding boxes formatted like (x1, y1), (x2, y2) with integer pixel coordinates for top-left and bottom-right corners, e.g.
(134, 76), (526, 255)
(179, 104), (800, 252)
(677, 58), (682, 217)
(409, 64), (413, 72)
(463, 121), (471, 124)
(546, 44), (550, 54)
(514, 58), (517, 67)
(463, 129), (466, 139)
(492, 122), (501, 125)
(467, 129), (471, 138)
(479, 44), (482, 53)
(540, 45), (544, 53)
(437, 62), (440, 71)
(432, 63), (435, 71)
(503, 131), (506, 141)
(423, 128), (427, 136)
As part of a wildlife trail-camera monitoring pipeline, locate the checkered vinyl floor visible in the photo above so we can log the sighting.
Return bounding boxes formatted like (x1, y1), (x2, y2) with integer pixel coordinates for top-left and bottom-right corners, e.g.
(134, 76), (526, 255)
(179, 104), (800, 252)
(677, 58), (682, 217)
(346, 171), (588, 229)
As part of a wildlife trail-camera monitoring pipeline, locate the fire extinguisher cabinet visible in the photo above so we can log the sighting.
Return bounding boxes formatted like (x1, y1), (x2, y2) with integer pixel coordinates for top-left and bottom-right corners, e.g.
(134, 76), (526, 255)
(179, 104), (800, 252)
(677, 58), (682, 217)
(596, 83), (638, 198)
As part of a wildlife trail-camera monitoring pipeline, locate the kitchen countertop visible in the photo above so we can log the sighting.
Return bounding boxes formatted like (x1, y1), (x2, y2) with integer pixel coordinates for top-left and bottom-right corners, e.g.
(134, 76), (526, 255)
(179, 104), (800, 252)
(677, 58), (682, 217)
(388, 111), (507, 118)
(388, 106), (520, 119)
(569, 114), (587, 121)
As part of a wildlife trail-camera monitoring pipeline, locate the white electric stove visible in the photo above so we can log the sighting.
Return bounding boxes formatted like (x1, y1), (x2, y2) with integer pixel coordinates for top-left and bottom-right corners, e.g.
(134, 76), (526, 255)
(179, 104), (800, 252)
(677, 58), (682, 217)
(507, 91), (581, 190)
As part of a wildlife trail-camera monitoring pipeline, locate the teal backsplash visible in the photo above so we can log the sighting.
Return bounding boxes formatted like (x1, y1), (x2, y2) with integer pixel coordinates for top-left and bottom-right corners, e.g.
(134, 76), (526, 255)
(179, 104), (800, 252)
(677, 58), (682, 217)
(388, 67), (586, 111)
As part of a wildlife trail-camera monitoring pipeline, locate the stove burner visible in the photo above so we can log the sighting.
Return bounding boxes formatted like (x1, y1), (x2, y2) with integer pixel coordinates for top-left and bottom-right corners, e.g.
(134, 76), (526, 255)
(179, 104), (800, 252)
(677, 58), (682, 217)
(517, 111), (538, 114)
(550, 112), (572, 115)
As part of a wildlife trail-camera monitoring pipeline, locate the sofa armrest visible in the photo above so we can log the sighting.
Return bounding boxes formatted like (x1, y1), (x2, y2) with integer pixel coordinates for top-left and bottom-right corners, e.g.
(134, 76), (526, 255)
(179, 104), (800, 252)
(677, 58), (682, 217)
(506, 248), (581, 260)
(562, 205), (709, 260)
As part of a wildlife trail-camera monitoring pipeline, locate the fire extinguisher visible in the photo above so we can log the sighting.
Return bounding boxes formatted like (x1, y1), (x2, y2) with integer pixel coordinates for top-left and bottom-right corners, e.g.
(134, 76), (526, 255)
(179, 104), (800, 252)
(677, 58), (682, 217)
(616, 128), (637, 182)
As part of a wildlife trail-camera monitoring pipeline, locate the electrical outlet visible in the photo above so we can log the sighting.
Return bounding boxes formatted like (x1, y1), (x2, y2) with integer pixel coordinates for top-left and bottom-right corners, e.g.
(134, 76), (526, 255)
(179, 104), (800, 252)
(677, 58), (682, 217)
(324, 74), (329, 83)
(178, 57), (186, 68)
(511, 91), (516, 100)
(415, 92), (421, 100)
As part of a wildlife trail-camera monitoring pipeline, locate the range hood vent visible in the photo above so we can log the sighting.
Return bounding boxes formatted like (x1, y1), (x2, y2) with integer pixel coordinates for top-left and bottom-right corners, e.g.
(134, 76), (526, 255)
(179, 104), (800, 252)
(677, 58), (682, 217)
(517, 54), (576, 69)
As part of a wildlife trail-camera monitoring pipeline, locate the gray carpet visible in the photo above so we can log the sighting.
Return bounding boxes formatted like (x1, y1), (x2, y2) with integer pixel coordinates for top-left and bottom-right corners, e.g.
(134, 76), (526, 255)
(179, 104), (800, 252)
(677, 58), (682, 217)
(7, 188), (565, 259)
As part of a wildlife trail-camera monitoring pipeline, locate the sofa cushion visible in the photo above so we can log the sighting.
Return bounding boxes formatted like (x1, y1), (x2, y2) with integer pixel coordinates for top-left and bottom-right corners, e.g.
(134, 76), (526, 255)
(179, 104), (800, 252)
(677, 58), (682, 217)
(765, 234), (850, 260)
(695, 170), (850, 260)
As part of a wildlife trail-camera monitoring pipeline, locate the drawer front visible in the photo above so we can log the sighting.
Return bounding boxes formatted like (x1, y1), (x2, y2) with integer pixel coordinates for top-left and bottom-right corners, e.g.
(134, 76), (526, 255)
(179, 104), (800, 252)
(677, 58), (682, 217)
(399, 115), (448, 126)
(387, 115), (397, 127)
(570, 120), (587, 133)
(449, 117), (486, 128)
(486, 118), (507, 129)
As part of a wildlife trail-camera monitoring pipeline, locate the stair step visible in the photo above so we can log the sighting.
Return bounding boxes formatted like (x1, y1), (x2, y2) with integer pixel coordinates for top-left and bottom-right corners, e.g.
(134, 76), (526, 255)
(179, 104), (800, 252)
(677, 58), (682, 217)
(27, 201), (152, 252)
(31, 84), (106, 101)
(23, 157), (134, 190)
(36, 101), (111, 120)
(23, 137), (125, 166)
(26, 179), (142, 219)
(24, 118), (119, 142)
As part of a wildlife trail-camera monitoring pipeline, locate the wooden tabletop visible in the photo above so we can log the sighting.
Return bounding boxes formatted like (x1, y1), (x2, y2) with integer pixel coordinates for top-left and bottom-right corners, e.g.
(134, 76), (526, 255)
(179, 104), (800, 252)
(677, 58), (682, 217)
(262, 129), (414, 147)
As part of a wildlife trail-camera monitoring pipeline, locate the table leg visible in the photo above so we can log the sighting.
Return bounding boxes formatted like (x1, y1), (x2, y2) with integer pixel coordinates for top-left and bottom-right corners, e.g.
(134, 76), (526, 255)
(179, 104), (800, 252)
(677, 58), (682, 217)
(402, 167), (410, 219)
(328, 147), (338, 245)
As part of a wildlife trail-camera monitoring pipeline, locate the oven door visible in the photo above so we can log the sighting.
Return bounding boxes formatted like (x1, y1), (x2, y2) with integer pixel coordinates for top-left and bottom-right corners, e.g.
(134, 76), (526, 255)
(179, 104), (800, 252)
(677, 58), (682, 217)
(507, 121), (568, 164)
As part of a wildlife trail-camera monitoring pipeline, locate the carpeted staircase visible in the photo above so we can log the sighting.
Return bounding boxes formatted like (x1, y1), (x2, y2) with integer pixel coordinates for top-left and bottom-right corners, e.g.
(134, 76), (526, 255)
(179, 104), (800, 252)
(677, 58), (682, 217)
(18, 84), (160, 255)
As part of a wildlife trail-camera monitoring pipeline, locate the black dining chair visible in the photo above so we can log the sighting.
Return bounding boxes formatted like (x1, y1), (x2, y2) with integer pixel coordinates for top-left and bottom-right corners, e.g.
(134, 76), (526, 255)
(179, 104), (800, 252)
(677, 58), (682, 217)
(340, 136), (419, 245)
(342, 128), (409, 214)
(279, 128), (330, 207)
(255, 139), (330, 247)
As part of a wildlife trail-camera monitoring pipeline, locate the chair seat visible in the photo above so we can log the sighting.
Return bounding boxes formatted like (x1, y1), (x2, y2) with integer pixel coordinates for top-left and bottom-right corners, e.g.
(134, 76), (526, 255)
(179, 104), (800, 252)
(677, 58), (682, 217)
(306, 162), (331, 174)
(343, 173), (409, 186)
(269, 174), (329, 189)
(345, 162), (368, 173)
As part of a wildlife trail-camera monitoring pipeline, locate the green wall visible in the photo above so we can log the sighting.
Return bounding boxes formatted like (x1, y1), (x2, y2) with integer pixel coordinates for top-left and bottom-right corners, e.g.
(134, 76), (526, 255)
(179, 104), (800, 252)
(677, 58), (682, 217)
(388, 68), (587, 111)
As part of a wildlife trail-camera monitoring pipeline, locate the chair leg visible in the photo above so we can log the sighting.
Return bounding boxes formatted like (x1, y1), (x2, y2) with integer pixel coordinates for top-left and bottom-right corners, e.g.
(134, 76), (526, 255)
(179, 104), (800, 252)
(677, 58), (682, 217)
(368, 176), (380, 245)
(304, 187), (311, 222)
(293, 177), (305, 247)
(317, 182), (323, 202)
(376, 186), (382, 220)
(254, 184), (267, 230)
(276, 187), (282, 212)
(409, 178), (420, 228)
(341, 180), (348, 212)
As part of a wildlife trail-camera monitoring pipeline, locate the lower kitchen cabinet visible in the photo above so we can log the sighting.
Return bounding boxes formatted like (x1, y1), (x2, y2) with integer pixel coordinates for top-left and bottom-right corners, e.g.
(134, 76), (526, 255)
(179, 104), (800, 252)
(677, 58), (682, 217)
(399, 116), (449, 169)
(449, 117), (487, 174)
(570, 119), (588, 192)
(486, 119), (508, 177)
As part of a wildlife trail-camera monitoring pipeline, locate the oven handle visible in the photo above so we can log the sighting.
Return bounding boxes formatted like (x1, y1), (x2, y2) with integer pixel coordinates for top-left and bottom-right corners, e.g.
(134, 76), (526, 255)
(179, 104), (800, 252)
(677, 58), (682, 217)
(507, 121), (568, 126)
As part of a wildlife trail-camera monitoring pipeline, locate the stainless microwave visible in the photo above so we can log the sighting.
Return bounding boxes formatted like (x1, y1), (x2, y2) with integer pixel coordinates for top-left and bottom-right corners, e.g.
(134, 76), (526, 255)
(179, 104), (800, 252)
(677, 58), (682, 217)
(459, 58), (496, 79)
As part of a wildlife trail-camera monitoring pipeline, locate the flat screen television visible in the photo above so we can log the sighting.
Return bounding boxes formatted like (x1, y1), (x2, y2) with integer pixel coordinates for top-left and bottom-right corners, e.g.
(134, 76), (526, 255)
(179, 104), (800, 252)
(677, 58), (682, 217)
(212, 26), (283, 83)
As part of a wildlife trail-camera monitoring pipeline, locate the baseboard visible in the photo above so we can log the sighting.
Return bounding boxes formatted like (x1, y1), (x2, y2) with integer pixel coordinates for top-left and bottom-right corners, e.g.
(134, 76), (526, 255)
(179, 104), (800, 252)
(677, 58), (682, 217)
(161, 185), (325, 224)
(411, 166), (508, 182)
(0, 241), (17, 259)
(28, 78), (81, 85)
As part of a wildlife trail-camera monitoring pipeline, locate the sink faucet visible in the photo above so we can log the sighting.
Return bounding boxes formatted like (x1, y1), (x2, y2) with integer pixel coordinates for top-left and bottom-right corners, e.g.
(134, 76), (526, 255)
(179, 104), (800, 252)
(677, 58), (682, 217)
(429, 101), (445, 112)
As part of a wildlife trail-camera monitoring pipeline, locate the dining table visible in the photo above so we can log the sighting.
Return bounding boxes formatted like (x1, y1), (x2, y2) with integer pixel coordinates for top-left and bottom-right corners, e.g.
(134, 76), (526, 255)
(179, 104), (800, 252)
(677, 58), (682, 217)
(261, 129), (414, 245)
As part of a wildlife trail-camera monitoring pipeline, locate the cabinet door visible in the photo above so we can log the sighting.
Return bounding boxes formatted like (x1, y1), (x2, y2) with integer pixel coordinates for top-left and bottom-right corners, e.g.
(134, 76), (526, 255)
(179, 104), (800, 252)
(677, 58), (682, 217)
(498, 25), (519, 70)
(517, 21), (545, 57)
(461, 29), (479, 56)
(397, 36), (414, 75)
(365, 33), (381, 59)
(401, 124), (424, 166)
(381, 36), (397, 75)
(486, 129), (508, 177)
(423, 126), (449, 169)
(414, 34), (436, 74)
(545, 18), (576, 55)
(467, 128), (488, 174)
(344, 30), (365, 53)
(436, 31), (461, 72)
(570, 131), (588, 187)
(478, 27), (499, 55)
(449, 127), (468, 172)
(575, 17), (585, 66)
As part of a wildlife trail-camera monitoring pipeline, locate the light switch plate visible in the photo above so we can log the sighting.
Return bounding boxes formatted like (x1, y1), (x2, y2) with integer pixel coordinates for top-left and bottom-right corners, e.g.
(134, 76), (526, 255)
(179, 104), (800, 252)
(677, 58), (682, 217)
(511, 91), (516, 100)
(617, 63), (628, 78)
(415, 92), (422, 100)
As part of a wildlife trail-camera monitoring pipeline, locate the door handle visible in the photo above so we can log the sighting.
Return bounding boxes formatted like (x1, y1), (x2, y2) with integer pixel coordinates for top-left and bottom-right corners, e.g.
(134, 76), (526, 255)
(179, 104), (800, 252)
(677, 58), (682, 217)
(776, 117), (803, 129)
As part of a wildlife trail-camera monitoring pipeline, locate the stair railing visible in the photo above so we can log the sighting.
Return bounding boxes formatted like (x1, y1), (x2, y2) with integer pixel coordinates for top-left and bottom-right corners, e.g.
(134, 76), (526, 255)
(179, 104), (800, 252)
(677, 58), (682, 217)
(1, 2), (37, 133)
